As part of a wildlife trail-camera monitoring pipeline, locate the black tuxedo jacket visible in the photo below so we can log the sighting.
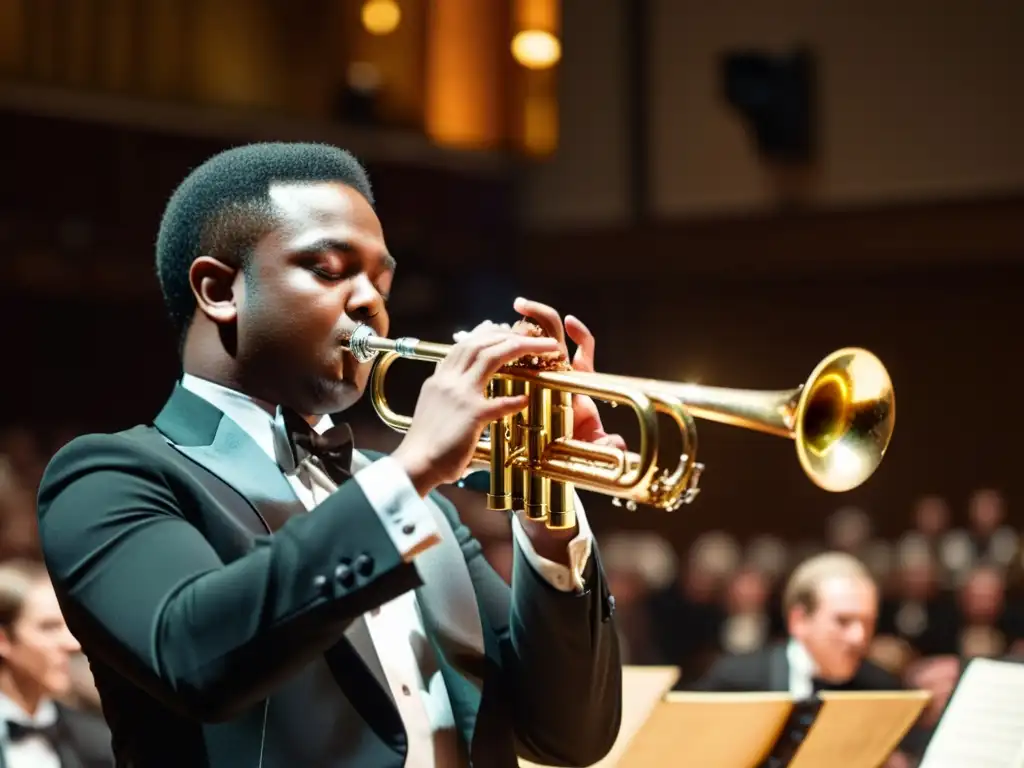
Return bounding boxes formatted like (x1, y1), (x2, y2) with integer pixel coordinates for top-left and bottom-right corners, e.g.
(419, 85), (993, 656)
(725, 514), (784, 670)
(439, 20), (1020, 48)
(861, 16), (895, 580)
(0, 703), (113, 768)
(36, 384), (622, 767)
(688, 643), (927, 757)
(688, 642), (903, 693)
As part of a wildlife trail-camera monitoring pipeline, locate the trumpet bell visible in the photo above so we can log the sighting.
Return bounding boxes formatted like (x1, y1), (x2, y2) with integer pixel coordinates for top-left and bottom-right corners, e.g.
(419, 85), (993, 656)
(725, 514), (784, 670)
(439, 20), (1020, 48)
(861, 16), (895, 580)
(795, 347), (895, 493)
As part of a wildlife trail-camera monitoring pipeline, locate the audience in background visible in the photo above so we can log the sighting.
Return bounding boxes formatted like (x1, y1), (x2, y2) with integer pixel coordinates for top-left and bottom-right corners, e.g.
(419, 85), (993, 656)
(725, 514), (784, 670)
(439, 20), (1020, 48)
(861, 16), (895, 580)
(0, 559), (112, 767)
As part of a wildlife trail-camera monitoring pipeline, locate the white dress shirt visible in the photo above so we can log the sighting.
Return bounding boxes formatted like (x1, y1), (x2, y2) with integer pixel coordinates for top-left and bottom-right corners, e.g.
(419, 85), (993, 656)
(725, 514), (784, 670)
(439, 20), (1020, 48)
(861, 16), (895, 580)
(180, 374), (594, 767)
(786, 639), (818, 699)
(0, 694), (60, 768)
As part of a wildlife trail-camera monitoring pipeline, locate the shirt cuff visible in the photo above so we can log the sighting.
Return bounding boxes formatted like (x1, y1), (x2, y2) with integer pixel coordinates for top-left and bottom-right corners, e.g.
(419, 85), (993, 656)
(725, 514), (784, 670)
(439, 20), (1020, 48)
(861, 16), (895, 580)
(354, 456), (441, 561)
(511, 493), (593, 593)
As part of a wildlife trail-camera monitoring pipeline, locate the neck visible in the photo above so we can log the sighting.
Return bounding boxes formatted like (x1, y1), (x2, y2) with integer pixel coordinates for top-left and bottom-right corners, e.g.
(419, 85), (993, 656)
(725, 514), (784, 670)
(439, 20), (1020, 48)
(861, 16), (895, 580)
(182, 363), (319, 427)
(0, 667), (47, 718)
(181, 326), (332, 427)
(182, 330), (281, 411)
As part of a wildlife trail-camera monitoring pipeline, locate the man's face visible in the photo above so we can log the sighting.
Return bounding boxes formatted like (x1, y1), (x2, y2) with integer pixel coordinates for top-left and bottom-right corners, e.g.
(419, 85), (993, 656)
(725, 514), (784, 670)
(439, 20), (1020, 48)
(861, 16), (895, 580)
(0, 580), (80, 698)
(790, 575), (877, 682)
(236, 182), (393, 415)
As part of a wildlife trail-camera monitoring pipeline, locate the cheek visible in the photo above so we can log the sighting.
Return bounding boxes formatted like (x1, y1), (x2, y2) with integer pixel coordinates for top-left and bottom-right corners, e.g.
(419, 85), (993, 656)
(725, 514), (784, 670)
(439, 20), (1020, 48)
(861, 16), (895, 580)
(244, 277), (343, 342)
(10, 641), (50, 675)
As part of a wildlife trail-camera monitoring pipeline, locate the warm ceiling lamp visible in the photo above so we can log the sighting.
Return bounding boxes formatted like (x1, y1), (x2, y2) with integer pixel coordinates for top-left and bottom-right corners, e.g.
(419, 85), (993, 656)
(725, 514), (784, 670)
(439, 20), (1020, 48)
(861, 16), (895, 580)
(511, 29), (561, 70)
(361, 0), (401, 36)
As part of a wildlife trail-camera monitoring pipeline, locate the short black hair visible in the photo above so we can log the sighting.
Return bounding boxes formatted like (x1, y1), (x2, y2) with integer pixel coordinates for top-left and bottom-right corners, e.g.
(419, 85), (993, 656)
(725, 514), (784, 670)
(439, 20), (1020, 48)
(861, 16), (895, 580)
(156, 142), (374, 340)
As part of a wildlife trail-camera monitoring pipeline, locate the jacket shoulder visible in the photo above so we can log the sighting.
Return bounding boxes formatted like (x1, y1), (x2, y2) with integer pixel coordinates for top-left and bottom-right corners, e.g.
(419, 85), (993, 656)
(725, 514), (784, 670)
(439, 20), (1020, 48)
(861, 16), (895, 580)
(43, 428), (176, 475)
(856, 658), (904, 689)
(38, 426), (181, 505)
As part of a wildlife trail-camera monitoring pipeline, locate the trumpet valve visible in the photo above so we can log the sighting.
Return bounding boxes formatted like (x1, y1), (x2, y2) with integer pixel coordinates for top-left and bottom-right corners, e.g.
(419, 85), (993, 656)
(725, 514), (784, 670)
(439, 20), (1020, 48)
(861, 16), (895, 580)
(524, 384), (552, 522)
(547, 390), (576, 530)
(486, 379), (515, 511)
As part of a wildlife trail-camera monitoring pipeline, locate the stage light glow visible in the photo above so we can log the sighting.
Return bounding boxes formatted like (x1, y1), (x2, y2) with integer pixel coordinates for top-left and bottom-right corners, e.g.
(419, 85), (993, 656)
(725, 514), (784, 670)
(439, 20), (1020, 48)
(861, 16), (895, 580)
(361, 0), (401, 36)
(511, 29), (561, 70)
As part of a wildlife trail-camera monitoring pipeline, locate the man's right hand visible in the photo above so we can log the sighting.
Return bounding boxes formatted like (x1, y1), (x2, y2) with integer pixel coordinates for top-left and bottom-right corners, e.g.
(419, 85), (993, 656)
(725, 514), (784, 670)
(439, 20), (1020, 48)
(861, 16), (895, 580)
(392, 323), (559, 497)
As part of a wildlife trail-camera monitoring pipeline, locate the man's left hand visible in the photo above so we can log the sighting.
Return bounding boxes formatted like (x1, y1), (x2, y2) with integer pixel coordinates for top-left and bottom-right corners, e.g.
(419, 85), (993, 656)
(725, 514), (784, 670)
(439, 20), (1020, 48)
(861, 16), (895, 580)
(512, 297), (625, 450)
(511, 298), (622, 557)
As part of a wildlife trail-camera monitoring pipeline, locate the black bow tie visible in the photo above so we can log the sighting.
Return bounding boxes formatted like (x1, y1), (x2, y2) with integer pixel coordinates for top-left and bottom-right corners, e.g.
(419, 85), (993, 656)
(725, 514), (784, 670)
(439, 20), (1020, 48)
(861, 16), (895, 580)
(6, 719), (60, 744)
(279, 407), (354, 485)
(812, 676), (854, 694)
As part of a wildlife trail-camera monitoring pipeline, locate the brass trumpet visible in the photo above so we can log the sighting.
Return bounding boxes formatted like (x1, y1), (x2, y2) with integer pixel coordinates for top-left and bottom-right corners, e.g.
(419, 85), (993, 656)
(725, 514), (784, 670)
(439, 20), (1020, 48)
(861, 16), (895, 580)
(344, 325), (895, 529)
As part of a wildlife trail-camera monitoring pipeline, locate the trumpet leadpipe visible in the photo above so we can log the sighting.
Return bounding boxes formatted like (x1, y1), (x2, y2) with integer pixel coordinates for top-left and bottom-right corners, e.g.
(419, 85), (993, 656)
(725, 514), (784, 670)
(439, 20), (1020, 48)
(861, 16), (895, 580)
(344, 324), (451, 364)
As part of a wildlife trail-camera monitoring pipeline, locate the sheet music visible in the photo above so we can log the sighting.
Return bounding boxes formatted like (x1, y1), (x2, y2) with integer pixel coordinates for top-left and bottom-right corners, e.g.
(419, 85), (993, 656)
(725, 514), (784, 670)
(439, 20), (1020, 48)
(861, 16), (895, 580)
(620, 692), (794, 768)
(919, 658), (1024, 768)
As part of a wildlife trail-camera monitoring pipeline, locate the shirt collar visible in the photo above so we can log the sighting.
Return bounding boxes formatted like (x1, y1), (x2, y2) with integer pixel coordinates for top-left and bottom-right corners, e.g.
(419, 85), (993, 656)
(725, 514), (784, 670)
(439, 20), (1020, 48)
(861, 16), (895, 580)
(0, 691), (57, 740)
(787, 637), (819, 680)
(180, 373), (340, 469)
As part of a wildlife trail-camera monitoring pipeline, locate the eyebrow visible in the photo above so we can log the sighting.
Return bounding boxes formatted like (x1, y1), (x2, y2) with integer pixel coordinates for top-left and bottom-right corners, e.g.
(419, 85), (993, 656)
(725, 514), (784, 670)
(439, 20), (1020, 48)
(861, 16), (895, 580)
(302, 238), (397, 271)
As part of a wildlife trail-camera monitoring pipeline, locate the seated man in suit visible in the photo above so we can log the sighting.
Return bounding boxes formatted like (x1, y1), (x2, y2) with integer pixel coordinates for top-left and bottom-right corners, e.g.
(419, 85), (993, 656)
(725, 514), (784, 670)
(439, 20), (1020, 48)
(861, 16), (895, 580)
(0, 559), (113, 768)
(36, 143), (622, 767)
(691, 552), (919, 767)
(692, 551), (897, 694)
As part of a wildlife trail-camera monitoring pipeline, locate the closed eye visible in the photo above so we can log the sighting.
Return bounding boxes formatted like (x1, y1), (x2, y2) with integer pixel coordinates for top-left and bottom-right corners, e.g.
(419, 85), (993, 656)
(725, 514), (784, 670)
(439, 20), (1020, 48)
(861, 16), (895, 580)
(310, 266), (345, 281)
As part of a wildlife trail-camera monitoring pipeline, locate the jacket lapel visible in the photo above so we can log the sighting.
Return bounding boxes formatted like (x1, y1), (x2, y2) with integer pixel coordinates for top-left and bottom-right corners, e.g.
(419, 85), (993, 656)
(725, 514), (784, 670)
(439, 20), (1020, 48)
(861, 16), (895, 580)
(415, 493), (487, 747)
(152, 385), (393, 695)
(358, 451), (488, 749)
(154, 384), (306, 535)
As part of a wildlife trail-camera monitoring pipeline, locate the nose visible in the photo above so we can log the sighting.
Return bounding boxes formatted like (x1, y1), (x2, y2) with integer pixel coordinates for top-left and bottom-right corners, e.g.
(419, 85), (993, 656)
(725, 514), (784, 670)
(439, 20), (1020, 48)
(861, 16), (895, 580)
(62, 627), (81, 654)
(346, 273), (385, 324)
(846, 622), (868, 647)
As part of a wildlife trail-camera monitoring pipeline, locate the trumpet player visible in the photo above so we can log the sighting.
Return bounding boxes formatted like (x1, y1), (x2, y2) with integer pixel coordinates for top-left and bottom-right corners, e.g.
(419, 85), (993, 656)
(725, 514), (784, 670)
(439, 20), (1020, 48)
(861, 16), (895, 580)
(36, 143), (623, 768)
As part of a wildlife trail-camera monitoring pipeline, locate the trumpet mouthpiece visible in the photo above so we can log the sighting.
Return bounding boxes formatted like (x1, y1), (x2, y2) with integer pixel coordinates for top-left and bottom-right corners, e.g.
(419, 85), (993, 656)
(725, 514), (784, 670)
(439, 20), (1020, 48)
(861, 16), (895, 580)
(344, 323), (379, 363)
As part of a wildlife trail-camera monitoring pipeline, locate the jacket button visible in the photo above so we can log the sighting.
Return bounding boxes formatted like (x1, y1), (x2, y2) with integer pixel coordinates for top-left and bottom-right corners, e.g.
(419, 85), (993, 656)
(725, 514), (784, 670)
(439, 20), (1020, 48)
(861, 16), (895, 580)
(602, 594), (616, 622)
(335, 561), (355, 588)
(354, 553), (374, 577)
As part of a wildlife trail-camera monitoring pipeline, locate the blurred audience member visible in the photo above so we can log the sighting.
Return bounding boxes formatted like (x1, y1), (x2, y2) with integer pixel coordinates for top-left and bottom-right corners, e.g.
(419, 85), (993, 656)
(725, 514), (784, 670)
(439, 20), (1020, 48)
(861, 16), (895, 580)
(940, 489), (1018, 585)
(967, 489), (1018, 568)
(0, 458), (40, 561)
(0, 559), (112, 767)
(0, 429), (45, 494)
(956, 565), (1011, 658)
(867, 634), (915, 678)
(879, 550), (959, 656)
(688, 552), (899, 695)
(647, 532), (738, 683)
(826, 506), (872, 557)
(719, 567), (772, 655)
(600, 533), (676, 664)
(745, 535), (788, 585)
(687, 552), (922, 767)
(904, 654), (961, 729)
(914, 495), (951, 540)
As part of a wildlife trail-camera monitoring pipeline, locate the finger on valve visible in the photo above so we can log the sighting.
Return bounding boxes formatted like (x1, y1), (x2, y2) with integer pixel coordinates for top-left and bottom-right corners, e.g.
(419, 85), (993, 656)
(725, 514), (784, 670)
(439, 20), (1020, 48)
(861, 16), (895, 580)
(452, 319), (570, 373)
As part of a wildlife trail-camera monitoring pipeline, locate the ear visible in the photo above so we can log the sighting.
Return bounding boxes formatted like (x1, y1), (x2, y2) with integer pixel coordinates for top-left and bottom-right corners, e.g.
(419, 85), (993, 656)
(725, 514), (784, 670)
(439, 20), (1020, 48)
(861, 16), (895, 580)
(0, 626), (12, 660)
(189, 256), (241, 325)
(786, 606), (806, 636)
